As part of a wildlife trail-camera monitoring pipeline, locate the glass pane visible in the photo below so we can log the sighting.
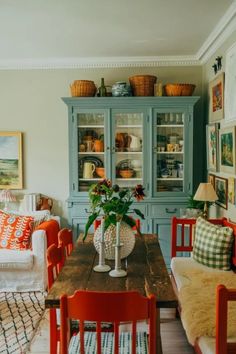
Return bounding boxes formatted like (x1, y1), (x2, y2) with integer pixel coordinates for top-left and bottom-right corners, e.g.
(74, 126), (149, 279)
(77, 113), (105, 192)
(155, 112), (184, 193)
(114, 112), (143, 188)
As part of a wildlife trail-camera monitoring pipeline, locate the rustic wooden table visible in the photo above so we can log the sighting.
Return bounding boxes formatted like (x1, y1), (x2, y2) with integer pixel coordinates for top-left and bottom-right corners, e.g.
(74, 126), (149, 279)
(45, 233), (178, 354)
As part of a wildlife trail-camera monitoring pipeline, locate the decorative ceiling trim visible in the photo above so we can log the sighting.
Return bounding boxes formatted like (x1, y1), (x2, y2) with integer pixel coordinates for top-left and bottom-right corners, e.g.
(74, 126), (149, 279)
(0, 56), (201, 70)
(197, 2), (236, 63)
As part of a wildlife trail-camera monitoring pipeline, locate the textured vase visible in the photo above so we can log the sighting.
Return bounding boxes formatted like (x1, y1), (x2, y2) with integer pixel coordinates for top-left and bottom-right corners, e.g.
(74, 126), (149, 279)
(93, 222), (135, 260)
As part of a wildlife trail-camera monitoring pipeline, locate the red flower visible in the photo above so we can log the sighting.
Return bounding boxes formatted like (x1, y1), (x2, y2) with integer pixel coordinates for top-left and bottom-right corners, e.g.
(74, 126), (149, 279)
(93, 179), (112, 195)
(133, 184), (145, 201)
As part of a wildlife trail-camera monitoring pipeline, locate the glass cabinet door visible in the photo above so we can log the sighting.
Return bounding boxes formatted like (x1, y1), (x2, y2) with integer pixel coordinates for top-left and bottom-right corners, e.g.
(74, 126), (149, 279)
(77, 111), (106, 192)
(154, 111), (185, 194)
(112, 111), (144, 188)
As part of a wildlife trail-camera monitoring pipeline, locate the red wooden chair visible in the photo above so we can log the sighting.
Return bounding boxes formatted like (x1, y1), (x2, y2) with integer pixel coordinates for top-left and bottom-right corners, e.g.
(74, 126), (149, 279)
(47, 244), (64, 354)
(216, 284), (236, 354)
(60, 290), (156, 354)
(58, 228), (73, 262)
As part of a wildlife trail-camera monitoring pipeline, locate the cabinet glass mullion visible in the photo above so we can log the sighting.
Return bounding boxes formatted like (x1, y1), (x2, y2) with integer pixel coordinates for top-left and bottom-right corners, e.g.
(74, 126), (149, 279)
(112, 111), (144, 189)
(77, 111), (106, 192)
(154, 110), (185, 195)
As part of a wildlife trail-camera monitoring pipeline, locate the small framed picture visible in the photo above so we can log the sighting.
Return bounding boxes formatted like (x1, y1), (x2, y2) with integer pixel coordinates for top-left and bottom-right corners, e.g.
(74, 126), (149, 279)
(0, 131), (23, 189)
(206, 123), (220, 172)
(208, 173), (215, 186)
(228, 177), (235, 205)
(209, 72), (224, 122)
(215, 176), (228, 209)
(219, 126), (236, 174)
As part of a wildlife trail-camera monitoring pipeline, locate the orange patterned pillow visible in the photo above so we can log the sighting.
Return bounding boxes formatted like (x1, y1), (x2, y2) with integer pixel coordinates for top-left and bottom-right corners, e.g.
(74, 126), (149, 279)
(0, 210), (33, 250)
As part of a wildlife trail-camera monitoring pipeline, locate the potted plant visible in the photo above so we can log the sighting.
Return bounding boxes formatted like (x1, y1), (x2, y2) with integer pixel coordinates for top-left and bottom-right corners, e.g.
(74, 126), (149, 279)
(84, 179), (145, 259)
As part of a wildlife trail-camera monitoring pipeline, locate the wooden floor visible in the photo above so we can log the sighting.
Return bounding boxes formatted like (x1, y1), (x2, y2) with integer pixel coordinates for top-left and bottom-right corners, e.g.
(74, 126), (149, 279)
(28, 308), (194, 354)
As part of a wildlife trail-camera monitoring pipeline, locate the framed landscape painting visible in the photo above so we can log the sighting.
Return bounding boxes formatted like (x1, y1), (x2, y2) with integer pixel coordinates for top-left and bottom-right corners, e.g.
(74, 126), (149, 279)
(209, 72), (224, 122)
(206, 123), (219, 172)
(219, 127), (236, 174)
(215, 176), (228, 209)
(0, 132), (23, 189)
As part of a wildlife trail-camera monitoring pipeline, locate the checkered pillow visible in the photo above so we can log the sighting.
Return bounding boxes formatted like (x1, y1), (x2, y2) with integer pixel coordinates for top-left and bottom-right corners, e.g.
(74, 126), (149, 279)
(193, 217), (234, 270)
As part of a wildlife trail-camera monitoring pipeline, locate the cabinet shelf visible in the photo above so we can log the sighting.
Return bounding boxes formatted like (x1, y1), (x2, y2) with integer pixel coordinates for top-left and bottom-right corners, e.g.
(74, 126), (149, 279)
(156, 151), (183, 154)
(78, 125), (104, 128)
(156, 124), (183, 128)
(78, 152), (104, 155)
(157, 178), (184, 181)
(116, 125), (142, 128)
(116, 178), (142, 181)
(116, 151), (142, 154)
(80, 178), (102, 181)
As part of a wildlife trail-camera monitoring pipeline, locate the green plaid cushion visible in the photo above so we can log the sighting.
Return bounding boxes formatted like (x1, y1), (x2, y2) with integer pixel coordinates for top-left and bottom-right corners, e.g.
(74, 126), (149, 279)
(193, 217), (234, 270)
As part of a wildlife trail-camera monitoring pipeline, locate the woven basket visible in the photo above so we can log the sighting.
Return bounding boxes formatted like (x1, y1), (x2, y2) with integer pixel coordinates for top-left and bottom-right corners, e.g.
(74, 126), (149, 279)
(70, 80), (96, 97)
(164, 83), (196, 96)
(129, 75), (157, 96)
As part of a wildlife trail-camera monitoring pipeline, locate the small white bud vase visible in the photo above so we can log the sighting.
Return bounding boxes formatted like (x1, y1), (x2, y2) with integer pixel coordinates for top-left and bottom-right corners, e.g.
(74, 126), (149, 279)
(93, 221), (135, 260)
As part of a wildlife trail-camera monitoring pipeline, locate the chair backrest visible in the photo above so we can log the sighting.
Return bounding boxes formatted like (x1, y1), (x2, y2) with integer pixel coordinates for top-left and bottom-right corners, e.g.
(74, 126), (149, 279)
(46, 244), (64, 289)
(94, 218), (141, 233)
(58, 228), (73, 259)
(171, 217), (236, 263)
(216, 284), (236, 354)
(60, 290), (156, 354)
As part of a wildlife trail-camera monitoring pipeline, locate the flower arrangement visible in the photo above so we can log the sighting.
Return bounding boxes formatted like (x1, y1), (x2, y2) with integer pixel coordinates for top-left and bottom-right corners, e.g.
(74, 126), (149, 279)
(84, 179), (145, 240)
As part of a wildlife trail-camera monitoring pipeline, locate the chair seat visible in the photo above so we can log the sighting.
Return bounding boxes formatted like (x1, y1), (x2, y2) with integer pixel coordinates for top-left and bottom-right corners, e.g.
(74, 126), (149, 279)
(69, 331), (148, 354)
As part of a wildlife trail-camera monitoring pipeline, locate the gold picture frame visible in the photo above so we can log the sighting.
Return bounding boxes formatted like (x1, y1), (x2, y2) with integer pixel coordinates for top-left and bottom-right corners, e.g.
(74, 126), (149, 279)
(219, 126), (236, 174)
(0, 132), (23, 189)
(209, 72), (224, 122)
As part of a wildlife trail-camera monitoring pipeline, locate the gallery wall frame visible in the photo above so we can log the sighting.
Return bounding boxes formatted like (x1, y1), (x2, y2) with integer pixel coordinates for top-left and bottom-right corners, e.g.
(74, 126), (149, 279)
(208, 173), (215, 187)
(228, 177), (235, 205)
(206, 123), (220, 172)
(225, 41), (236, 122)
(209, 72), (224, 122)
(215, 176), (228, 209)
(0, 132), (23, 189)
(219, 126), (236, 174)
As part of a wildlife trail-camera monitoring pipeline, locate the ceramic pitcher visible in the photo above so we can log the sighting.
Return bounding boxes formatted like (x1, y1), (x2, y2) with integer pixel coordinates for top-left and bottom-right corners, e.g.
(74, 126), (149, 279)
(83, 162), (96, 179)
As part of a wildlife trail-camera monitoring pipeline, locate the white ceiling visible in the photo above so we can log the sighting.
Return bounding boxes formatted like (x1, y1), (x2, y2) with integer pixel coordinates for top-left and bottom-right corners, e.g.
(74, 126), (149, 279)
(0, 0), (235, 68)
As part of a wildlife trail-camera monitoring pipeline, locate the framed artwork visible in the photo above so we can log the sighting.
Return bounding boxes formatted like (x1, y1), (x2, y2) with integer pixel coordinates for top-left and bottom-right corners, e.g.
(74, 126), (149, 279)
(228, 177), (235, 205)
(208, 173), (215, 187)
(209, 72), (224, 122)
(206, 123), (220, 172)
(225, 42), (236, 122)
(215, 176), (228, 209)
(219, 126), (236, 174)
(0, 132), (23, 189)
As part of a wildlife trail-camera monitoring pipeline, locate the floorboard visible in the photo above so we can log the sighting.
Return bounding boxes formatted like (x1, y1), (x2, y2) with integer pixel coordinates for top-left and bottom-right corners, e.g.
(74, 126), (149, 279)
(28, 308), (194, 354)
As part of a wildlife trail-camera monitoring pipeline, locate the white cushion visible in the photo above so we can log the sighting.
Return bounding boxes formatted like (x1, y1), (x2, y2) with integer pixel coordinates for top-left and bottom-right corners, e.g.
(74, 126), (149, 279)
(0, 249), (33, 270)
(170, 257), (227, 291)
(198, 336), (236, 354)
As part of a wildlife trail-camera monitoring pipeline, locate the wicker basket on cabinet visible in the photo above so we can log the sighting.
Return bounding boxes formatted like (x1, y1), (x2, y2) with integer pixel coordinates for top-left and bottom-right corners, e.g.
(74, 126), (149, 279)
(164, 83), (196, 96)
(129, 75), (157, 96)
(70, 80), (97, 97)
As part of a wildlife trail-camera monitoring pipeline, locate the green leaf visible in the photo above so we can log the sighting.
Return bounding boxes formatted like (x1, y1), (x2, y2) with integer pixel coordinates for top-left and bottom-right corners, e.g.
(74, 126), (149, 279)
(123, 215), (136, 227)
(133, 208), (145, 219)
(83, 212), (99, 241)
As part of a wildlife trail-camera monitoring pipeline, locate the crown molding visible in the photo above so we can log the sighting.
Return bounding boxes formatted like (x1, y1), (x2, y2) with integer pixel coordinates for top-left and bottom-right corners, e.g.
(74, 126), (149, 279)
(197, 2), (236, 63)
(0, 56), (200, 70)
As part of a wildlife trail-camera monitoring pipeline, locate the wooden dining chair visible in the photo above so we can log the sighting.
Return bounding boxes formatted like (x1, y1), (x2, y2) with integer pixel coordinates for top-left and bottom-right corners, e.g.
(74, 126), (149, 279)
(216, 284), (236, 354)
(47, 244), (64, 354)
(60, 290), (156, 354)
(58, 228), (73, 262)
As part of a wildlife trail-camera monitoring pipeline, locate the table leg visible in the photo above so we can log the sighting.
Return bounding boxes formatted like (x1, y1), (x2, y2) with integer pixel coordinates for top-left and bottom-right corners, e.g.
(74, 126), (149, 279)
(156, 308), (163, 354)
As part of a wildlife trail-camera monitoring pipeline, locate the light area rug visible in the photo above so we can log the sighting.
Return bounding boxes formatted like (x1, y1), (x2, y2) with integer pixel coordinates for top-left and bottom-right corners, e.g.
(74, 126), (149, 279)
(178, 267), (236, 345)
(0, 292), (45, 354)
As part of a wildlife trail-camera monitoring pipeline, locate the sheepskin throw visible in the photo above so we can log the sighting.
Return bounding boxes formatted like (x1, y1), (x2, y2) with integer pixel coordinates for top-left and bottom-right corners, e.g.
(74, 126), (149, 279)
(193, 217), (234, 270)
(179, 267), (236, 345)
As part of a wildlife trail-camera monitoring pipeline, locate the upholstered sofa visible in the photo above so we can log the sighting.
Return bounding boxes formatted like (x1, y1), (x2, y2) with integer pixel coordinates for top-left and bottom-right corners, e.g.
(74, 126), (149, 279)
(0, 210), (60, 292)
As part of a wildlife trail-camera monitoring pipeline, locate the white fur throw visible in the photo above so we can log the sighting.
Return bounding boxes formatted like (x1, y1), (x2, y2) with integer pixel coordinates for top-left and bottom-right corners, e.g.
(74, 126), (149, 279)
(178, 267), (236, 345)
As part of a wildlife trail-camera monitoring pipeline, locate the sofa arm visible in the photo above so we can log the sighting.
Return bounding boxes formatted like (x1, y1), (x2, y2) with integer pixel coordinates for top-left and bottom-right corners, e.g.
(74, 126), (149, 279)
(31, 230), (47, 256)
(31, 229), (48, 290)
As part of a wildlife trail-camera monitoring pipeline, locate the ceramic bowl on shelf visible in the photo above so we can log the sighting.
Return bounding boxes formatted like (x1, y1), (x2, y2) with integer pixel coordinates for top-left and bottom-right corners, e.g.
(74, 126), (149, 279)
(95, 167), (105, 178)
(119, 169), (134, 178)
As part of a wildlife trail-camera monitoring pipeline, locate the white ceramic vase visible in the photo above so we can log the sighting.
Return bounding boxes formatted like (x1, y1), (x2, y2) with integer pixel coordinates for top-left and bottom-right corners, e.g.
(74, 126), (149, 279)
(93, 221), (136, 260)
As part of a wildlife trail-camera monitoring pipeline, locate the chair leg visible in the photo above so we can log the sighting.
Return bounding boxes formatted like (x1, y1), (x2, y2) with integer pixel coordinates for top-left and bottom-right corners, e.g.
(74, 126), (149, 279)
(50, 309), (58, 354)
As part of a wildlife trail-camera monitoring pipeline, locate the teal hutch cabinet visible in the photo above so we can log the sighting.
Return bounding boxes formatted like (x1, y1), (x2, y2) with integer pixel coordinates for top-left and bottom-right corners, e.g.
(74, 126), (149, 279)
(63, 96), (201, 270)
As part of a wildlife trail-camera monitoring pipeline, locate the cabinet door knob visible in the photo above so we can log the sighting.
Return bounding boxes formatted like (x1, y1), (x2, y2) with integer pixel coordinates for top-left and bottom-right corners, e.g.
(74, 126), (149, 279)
(165, 208), (177, 214)
(106, 146), (110, 151)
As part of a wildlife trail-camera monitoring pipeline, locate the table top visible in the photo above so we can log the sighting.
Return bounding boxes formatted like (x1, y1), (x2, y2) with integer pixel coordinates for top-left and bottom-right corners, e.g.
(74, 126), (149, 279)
(45, 233), (178, 309)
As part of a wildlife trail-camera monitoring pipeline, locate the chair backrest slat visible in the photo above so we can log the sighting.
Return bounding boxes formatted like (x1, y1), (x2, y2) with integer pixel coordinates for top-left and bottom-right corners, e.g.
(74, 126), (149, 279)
(58, 228), (73, 261)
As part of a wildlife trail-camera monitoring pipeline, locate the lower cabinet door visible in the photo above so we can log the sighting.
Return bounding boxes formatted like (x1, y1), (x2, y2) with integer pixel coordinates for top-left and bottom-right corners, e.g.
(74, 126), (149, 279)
(153, 219), (172, 272)
(71, 218), (92, 242)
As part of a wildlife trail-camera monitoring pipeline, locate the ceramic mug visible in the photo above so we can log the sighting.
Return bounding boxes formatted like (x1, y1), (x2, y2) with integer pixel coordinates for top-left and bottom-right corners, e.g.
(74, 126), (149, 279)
(93, 139), (104, 152)
(83, 162), (96, 179)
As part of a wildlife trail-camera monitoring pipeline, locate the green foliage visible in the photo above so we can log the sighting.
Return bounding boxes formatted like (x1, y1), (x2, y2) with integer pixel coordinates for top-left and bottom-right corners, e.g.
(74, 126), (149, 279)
(187, 194), (205, 210)
(83, 180), (145, 241)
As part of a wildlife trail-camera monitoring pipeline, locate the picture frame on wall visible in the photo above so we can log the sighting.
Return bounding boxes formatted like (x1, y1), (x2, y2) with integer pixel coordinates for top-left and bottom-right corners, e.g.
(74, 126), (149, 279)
(219, 126), (236, 174)
(206, 123), (220, 172)
(0, 131), (23, 189)
(209, 72), (224, 122)
(225, 42), (236, 122)
(228, 177), (235, 205)
(215, 176), (228, 209)
(208, 173), (215, 187)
